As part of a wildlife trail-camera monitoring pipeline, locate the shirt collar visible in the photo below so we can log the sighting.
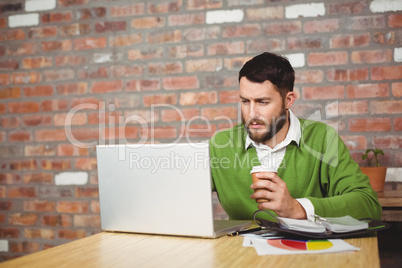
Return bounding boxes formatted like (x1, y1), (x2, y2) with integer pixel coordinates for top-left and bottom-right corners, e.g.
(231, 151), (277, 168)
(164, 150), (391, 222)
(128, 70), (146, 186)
(245, 109), (301, 150)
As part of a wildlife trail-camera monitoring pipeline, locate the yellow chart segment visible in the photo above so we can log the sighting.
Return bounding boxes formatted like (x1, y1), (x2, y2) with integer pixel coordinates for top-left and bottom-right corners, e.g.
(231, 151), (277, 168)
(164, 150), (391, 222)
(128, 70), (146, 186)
(307, 240), (333, 250)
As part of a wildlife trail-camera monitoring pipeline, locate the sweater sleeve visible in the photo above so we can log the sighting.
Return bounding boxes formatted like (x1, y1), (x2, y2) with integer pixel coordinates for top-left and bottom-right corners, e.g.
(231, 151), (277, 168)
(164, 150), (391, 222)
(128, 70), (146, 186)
(307, 127), (382, 220)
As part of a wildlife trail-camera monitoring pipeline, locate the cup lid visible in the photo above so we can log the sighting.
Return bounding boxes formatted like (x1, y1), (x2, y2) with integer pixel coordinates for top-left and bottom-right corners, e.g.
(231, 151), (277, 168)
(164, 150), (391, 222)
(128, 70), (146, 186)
(250, 165), (277, 174)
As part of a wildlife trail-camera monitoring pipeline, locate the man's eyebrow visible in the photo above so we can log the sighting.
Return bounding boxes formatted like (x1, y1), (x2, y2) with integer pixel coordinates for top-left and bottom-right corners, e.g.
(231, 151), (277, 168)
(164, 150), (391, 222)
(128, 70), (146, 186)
(239, 95), (271, 101)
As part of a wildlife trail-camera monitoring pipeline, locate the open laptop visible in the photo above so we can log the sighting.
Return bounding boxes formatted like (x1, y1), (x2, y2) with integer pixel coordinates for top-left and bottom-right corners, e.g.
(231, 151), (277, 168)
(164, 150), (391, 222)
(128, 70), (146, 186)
(96, 143), (251, 238)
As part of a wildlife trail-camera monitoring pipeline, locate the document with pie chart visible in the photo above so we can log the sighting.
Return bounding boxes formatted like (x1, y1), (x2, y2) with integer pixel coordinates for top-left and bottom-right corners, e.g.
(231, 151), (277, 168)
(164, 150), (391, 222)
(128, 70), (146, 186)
(249, 238), (359, 255)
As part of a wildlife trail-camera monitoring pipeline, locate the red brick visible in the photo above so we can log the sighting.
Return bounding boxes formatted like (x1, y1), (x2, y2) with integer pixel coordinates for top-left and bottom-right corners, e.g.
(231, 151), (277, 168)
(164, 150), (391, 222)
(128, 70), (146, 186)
(95, 21), (126, 33)
(57, 201), (89, 213)
(372, 66), (402, 80)
(128, 48), (164, 60)
(28, 26), (58, 39)
(392, 82), (402, 97)
(76, 7), (106, 20)
(43, 69), (75, 82)
(208, 41), (244, 55)
(302, 85), (345, 100)
(143, 93), (177, 107)
(141, 127), (177, 140)
(261, 21), (299, 36)
(163, 76), (199, 90)
(8, 102), (39, 113)
(57, 144), (89, 156)
(124, 110), (159, 123)
(347, 83), (389, 98)
(9, 242), (40, 253)
(326, 101), (368, 116)
(370, 100), (402, 114)
(389, 14), (402, 27)
(23, 173), (53, 184)
(183, 27), (220, 41)
(110, 3), (145, 17)
(57, 82), (88, 95)
(75, 157), (97, 170)
(77, 66), (108, 79)
(161, 108), (199, 122)
(351, 49), (393, 64)
(0, 117), (20, 128)
(41, 160), (71, 170)
(0, 201), (12, 210)
(0, 228), (19, 238)
(11, 72), (41, 84)
(0, 59), (19, 70)
(131, 17), (165, 29)
(41, 99), (69, 112)
(0, 73), (9, 85)
(373, 31), (396, 45)
(25, 228), (55, 239)
(327, 68), (368, 82)
(42, 215), (71, 227)
(394, 118), (402, 131)
(0, 29), (25, 42)
(328, 1), (366, 14)
(41, 40), (72, 52)
(246, 7), (284, 20)
(60, 23), (91, 36)
(349, 118), (391, 132)
(0, 18), (6, 28)
(22, 57), (53, 69)
(295, 70), (324, 84)
(148, 62), (182, 75)
(186, 58), (222, 72)
(346, 15), (385, 30)
(35, 129), (66, 141)
(201, 107), (238, 120)
(169, 44), (204, 58)
(8, 187), (36, 198)
(110, 33), (142, 47)
(182, 124), (217, 139)
(7, 43), (40, 56)
(70, 97), (101, 108)
(54, 112), (87, 126)
(90, 80), (123, 93)
(0, 103), (6, 114)
(9, 160), (38, 171)
(330, 33), (370, 48)
(73, 215), (100, 228)
(0, 87), (21, 99)
(23, 85), (53, 97)
(22, 115), (52, 127)
(58, 229), (86, 240)
(74, 37), (107, 50)
(87, 111), (122, 125)
(55, 55), (87, 66)
(91, 200), (99, 213)
(59, 0), (88, 6)
(75, 187), (99, 198)
(41, 12), (72, 23)
(373, 135), (401, 149)
(247, 38), (285, 53)
(147, 30), (181, 44)
(9, 130), (31, 142)
(23, 201), (55, 212)
(103, 126), (138, 141)
(112, 65), (143, 77)
(126, 79), (160, 91)
(169, 13), (204, 26)
(304, 19), (339, 33)
(69, 128), (99, 142)
(308, 52), (348, 66)
(148, 1), (181, 13)
(218, 90), (240, 104)
(179, 92), (217, 106)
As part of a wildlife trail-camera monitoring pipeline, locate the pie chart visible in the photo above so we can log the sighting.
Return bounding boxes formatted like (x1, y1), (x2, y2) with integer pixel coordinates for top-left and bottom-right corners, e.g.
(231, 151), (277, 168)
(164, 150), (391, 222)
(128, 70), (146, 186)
(267, 239), (333, 251)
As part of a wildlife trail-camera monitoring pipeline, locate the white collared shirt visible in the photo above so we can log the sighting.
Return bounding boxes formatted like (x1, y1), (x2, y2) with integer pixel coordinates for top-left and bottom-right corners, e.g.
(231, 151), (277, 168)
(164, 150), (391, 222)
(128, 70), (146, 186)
(245, 109), (315, 219)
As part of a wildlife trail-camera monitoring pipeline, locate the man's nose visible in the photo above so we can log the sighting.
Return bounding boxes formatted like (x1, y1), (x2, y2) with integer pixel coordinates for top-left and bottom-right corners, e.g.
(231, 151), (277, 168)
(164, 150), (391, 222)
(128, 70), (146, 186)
(249, 102), (259, 118)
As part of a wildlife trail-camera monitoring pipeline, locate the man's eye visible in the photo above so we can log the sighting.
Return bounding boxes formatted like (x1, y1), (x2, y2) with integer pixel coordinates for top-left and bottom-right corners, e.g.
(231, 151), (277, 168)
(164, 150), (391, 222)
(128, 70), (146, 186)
(241, 100), (249, 104)
(260, 101), (269, 105)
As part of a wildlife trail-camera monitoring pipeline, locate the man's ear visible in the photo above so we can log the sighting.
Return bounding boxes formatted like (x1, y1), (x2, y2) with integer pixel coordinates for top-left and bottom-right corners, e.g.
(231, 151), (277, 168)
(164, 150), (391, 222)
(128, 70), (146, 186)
(285, 91), (296, 109)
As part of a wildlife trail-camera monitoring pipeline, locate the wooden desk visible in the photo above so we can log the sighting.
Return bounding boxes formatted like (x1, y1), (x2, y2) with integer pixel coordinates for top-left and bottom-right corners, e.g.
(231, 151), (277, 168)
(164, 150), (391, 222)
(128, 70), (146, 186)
(378, 190), (402, 221)
(0, 231), (380, 268)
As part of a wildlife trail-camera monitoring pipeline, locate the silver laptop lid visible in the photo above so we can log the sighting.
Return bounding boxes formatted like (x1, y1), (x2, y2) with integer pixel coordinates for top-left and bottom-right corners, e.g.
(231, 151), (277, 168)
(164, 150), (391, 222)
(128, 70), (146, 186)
(96, 143), (216, 237)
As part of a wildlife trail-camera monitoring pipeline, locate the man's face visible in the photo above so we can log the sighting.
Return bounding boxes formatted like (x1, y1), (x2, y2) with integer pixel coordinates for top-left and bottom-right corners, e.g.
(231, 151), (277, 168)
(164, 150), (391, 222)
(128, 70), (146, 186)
(240, 77), (287, 144)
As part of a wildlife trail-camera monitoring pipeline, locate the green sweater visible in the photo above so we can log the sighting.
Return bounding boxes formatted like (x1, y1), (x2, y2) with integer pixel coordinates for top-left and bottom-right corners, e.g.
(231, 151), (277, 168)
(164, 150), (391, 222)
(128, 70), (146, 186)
(209, 119), (382, 221)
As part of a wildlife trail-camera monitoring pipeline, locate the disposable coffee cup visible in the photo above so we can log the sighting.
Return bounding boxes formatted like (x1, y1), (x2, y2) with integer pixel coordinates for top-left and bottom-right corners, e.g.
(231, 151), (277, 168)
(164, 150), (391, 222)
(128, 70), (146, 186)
(250, 165), (276, 203)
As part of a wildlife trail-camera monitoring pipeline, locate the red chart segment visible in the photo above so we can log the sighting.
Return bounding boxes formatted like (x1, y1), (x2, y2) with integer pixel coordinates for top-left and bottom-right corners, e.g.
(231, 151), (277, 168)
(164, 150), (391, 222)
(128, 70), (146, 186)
(267, 239), (333, 251)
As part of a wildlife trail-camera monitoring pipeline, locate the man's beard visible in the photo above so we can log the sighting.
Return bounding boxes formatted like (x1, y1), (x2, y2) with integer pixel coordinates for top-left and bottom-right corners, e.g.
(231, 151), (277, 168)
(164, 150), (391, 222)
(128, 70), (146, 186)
(242, 105), (287, 144)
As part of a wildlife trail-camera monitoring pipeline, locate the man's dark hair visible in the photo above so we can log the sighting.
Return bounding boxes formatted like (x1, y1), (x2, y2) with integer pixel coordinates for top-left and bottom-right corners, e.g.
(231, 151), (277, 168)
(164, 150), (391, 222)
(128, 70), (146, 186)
(238, 52), (295, 100)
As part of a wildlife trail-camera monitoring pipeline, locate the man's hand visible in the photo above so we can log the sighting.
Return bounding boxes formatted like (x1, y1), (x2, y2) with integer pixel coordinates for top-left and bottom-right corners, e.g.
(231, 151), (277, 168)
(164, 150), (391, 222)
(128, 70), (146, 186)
(250, 172), (307, 219)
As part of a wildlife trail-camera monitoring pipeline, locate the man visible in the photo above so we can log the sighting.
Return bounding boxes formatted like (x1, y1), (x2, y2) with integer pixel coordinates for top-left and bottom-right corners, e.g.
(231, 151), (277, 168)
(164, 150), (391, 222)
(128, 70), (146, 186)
(209, 52), (382, 221)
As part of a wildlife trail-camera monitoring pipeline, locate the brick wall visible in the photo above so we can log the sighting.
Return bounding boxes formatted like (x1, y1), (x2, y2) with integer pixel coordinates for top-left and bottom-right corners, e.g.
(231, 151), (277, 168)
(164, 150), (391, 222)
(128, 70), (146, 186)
(0, 0), (401, 260)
